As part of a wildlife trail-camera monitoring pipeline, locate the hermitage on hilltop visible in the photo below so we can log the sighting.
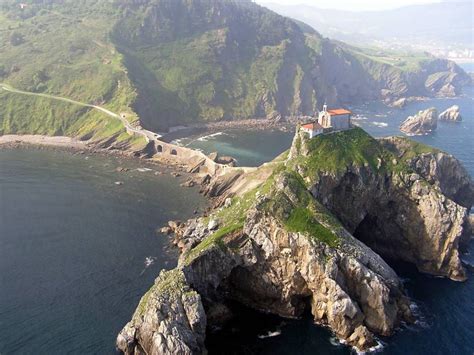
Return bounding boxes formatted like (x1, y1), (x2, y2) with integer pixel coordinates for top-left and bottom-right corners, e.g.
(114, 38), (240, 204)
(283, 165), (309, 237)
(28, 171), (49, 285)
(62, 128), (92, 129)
(301, 104), (352, 138)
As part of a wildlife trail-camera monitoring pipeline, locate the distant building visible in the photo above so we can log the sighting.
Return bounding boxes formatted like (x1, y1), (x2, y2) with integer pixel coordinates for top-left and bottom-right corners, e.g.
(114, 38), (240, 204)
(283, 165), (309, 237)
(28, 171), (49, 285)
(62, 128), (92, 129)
(19, 3), (27, 9)
(318, 104), (352, 131)
(301, 122), (324, 138)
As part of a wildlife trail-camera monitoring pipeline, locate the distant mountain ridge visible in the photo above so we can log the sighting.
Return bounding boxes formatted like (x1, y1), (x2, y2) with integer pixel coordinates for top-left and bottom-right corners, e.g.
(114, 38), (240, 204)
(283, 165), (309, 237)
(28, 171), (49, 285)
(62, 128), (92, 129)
(0, 0), (470, 138)
(263, 2), (473, 47)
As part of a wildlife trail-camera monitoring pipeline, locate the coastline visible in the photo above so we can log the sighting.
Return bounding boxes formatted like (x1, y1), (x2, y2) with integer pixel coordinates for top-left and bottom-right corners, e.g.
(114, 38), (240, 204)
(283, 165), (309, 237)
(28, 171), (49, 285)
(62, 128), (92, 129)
(161, 118), (296, 143)
(0, 134), (192, 173)
(0, 134), (87, 149)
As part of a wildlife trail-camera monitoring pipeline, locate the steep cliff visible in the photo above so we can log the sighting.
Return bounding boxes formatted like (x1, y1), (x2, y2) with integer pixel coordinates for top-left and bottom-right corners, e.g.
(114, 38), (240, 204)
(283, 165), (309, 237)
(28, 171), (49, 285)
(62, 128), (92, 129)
(112, 0), (471, 131)
(118, 168), (413, 353)
(118, 128), (474, 354)
(289, 128), (473, 281)
(1, 0), (470, 136)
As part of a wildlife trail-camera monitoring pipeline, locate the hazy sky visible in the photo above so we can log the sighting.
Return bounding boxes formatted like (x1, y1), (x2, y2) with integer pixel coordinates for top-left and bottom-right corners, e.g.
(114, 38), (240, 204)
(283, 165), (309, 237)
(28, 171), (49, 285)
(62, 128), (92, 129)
(255, 0), (443, 11)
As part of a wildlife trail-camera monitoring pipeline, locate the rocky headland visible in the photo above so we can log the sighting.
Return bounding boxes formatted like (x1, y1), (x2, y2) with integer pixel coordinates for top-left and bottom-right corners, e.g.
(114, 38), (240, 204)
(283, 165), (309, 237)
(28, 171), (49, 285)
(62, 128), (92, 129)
(400, 107), (438, 135)
(117, 127), (474, 354)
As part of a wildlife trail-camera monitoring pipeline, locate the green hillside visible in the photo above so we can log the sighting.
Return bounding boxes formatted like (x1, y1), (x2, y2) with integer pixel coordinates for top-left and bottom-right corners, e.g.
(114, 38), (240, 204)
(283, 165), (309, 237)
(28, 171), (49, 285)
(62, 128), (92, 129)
(0, 0), (470, 139)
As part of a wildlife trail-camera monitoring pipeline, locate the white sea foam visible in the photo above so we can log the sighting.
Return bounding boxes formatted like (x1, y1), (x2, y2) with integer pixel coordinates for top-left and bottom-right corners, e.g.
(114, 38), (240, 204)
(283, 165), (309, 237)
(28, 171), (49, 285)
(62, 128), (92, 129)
(257, 329), (281, 339)
(355, 340), (385, 354)
(145, 256), (156, 267)
(172, 138), (184, 146)
(372, 122), (388, 128)
(197, 132), (227, 142)
(352, 115), (369, 121)
(329, 336), (344, 347)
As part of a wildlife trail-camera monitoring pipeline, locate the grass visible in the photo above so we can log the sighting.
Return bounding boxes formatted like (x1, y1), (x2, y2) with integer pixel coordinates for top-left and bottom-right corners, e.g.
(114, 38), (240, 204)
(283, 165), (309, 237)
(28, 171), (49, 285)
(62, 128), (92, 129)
(134, 269), (195, 318)
(184, 222), (244, 264)
(291, 127), (440, 181)
(285, 207), (339, 248)
(0, 1), (448, 142)
(302, 127), (384, 174)
(262, 170), (341, 247)
(343, 44), (432, 72)
(0, 1), (139, 144)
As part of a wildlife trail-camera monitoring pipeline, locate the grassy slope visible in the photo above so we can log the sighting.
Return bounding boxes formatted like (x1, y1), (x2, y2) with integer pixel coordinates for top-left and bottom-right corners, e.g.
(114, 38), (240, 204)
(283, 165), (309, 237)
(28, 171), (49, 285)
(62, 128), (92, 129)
(0, 1), (144, 146)
(111, 0), (321, 130)
(184, 128), (440, 263)
(0, 0), (462, 138)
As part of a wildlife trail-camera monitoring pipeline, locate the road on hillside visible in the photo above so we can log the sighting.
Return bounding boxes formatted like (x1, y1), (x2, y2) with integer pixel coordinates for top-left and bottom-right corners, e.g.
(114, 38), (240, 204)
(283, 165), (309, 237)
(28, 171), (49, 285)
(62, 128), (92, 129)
(0, 83), (162, 143)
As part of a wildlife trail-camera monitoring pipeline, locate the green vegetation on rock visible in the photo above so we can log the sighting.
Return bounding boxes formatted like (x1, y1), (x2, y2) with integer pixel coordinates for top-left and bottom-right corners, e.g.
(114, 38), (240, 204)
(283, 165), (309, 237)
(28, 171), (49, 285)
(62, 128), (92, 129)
(1, 0), (467, 138)
(134, 269), (193, 318)
(291, 127), (440, 181)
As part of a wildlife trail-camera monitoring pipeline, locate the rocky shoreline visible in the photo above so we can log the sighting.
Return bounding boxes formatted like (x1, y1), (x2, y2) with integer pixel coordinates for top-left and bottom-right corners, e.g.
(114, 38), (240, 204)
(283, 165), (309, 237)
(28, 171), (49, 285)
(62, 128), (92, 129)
(117, 127), (474, 354)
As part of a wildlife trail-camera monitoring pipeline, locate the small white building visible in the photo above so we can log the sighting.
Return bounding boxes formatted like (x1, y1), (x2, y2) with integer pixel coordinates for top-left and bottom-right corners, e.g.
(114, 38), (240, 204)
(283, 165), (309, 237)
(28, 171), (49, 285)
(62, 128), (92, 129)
(318, 104), (352, 131)
(301, 122), (324, 138)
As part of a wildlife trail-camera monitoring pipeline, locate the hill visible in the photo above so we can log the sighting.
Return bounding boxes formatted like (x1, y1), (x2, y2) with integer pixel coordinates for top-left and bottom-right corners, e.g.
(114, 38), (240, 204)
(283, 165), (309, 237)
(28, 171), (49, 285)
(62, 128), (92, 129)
(263, 2), (473, 49)
(0, 0), (470, 138)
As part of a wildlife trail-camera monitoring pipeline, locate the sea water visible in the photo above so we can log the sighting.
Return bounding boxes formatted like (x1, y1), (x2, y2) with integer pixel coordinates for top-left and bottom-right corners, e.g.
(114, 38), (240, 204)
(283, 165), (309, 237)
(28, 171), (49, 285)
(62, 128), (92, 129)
(1, 82), (473, 353)
(0, 149), (207, 354)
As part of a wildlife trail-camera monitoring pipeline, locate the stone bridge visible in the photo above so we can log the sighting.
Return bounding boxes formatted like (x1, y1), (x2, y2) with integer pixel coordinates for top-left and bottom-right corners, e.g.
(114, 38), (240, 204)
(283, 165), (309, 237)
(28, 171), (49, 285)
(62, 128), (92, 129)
(145, 138), (253, 177)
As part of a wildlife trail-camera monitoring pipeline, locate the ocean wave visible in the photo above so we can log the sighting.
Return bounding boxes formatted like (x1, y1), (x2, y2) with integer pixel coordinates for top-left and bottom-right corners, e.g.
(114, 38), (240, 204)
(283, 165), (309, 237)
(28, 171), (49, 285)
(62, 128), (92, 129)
(371, 122), (388, 128)
(257, 329), (282, 339)
(356, 340), (385, 354)
(329, 336), (345, 347)
(352, 115), (369, 121)
(197, 132), (228, 142)
(172, 138), (184, 146)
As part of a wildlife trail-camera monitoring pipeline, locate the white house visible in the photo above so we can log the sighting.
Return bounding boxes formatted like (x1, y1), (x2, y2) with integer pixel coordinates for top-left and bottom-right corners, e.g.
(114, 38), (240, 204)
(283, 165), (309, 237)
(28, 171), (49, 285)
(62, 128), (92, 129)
(301, 122), (324, 138)
(318, 104), (352, 131)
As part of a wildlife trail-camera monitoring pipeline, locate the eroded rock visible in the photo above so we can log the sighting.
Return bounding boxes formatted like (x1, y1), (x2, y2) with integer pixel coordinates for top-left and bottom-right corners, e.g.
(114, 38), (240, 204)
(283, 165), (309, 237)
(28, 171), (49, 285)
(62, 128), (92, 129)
(439, 105), (462, 122)
(400, 107), (438, 135)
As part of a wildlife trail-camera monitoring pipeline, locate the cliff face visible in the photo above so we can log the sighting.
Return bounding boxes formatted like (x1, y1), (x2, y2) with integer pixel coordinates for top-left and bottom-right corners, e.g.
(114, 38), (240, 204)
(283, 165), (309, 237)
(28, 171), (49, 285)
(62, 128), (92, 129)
(290, 129), (473, 281)
(118, 128), (473, 354)
(118, 169), (413, 353)
(0, 1), (470, 135)
(110, 0), (471, 131)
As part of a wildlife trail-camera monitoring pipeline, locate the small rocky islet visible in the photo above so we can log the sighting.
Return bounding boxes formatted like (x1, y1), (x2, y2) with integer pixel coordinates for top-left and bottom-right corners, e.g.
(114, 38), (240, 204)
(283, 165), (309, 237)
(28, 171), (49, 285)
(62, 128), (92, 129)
(117, 127), (474, 354)
(399, 105), (464, 135)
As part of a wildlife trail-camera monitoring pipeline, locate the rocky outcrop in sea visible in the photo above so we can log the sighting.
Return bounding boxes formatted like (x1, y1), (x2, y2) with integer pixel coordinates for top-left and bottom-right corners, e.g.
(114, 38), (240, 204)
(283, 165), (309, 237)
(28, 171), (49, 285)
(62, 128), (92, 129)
(400, 107), (438, 135)
(439, 105), (462, 122)
(117, 128), (474, 355)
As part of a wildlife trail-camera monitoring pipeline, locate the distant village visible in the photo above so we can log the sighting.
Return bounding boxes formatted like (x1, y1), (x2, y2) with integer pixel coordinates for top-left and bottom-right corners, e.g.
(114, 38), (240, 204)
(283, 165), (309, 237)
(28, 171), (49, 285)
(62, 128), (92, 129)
(300, 104), (352, 138)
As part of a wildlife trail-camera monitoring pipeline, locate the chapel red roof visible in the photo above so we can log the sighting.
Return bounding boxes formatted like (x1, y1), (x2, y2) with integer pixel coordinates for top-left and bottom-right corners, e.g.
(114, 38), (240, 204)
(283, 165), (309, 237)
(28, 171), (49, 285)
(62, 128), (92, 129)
(302, 122), (323, 130)
(327, 109), (352, 116)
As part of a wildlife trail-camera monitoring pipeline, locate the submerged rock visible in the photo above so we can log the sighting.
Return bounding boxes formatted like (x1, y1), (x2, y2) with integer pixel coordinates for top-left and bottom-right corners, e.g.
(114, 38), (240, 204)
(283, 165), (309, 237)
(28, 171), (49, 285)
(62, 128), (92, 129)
(400, 107), (438, 135)
(439, 105), (462, 122)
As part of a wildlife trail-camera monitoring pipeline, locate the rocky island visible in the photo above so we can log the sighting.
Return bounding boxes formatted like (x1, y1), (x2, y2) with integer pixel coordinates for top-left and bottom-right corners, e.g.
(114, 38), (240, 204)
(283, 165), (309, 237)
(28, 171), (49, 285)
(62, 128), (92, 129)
(400, 107), (438, 135)
(439, 105), (463, 122)
(117, 127), (474, 354)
